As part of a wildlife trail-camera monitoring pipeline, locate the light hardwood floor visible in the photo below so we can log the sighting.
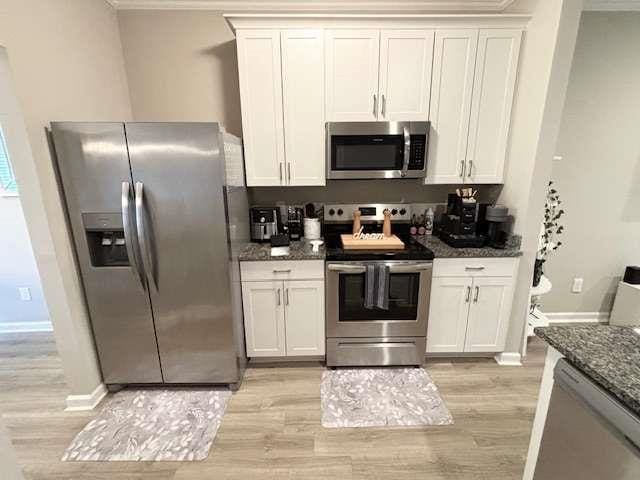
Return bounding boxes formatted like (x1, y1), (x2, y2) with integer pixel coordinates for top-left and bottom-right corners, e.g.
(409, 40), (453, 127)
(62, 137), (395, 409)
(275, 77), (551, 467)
(0, 332), (546, 480)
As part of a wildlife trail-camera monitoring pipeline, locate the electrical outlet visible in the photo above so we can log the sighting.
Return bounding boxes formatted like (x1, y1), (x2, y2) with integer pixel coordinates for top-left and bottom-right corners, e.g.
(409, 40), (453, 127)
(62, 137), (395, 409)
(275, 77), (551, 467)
(572, 278), (583, 294)
(18, 287), (32, 301)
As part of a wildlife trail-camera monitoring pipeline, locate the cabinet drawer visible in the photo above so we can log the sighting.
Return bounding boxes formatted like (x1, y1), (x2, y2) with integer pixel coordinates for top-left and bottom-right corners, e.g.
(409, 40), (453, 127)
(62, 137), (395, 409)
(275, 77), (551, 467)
(433, 258), (518, 278)
(241, 260), (325, 281)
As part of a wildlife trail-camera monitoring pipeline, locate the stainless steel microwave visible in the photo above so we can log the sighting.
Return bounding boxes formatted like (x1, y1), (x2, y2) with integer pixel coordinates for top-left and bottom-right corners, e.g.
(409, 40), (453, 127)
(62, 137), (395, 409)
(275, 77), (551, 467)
(326, 121), (429, 180)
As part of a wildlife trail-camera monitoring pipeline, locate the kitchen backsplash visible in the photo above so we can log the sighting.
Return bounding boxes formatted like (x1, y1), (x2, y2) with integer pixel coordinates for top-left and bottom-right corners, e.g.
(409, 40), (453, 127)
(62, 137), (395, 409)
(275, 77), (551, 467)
(248, 180), (503, 205)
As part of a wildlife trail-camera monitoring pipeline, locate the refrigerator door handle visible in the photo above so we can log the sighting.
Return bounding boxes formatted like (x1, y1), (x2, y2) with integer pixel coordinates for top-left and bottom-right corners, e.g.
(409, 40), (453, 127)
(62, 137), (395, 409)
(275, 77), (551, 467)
(121, 181), (146, 291)
(135, 181), (157, 290)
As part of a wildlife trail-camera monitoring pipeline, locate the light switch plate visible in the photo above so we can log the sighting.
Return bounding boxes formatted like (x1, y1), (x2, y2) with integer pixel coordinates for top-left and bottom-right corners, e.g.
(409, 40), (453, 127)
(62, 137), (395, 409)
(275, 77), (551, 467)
(19, 287), (32, 301)
(572, 278), (583, 293)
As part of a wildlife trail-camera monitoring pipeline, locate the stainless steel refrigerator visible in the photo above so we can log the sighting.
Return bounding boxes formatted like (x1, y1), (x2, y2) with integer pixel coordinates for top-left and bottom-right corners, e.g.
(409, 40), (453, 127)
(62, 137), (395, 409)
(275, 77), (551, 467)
(50, 122), (249, 389)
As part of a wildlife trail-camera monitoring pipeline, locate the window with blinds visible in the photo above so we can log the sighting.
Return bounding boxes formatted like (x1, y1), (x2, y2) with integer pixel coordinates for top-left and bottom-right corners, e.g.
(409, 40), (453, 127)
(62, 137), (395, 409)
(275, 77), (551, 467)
(0, 126), (18, 194)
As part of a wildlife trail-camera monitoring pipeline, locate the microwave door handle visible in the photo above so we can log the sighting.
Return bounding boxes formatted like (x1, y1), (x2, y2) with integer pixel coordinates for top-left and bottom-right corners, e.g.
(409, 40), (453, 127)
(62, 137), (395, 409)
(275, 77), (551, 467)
(401, 126), (410, 178)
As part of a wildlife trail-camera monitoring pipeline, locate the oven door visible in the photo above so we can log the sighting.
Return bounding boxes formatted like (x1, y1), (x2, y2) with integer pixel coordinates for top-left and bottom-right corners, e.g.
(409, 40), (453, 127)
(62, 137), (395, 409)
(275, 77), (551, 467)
(326, 261), (432, 338)
(327, 122), (423, 179)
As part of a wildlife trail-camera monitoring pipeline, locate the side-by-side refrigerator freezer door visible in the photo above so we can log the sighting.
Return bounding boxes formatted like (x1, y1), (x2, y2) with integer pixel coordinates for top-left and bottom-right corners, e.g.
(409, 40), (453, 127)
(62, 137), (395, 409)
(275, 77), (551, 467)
(50, 122), (163, 384)
(125, 123), (239, 383)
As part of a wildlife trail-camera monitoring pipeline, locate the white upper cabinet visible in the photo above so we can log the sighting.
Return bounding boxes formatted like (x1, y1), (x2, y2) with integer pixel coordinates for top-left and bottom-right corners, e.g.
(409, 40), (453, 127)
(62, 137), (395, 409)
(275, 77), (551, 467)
(281, 29), (326, 186)
(427, 28), (521, 185)
(427, 29), (478, 184)
(236, 30), (285, 186)
(325, 30), (380, 122)
(465, 29), (522, 184)
(378, 29), (434, 121)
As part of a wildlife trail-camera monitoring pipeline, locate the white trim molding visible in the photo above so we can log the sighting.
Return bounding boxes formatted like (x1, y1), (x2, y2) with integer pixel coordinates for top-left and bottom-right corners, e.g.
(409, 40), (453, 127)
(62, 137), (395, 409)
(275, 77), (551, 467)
(65, 383), (108, 411)
(584, 0), (640, 11)
(108, 0), (518, 11)
(0, 321), (53, 334)
(494, 352), (522, 366)
(545, 311), (610, 324)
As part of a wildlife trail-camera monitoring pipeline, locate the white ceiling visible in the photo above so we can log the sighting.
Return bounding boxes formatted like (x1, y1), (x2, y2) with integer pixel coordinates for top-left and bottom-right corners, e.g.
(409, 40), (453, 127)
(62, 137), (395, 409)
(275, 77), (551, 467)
(105, 0), (640, 12)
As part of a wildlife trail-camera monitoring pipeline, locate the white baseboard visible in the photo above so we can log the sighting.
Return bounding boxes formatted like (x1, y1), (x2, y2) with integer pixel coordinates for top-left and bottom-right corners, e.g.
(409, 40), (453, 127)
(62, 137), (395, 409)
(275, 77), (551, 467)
(545, 311), (610, 324)
(65, 383), (108, 411)
(0, 321), (53, 333)
(494, 352), (522, 366)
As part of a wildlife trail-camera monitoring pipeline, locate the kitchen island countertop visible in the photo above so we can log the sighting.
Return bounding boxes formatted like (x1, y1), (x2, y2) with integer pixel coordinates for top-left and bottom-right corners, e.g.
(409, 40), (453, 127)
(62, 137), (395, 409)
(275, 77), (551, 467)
(535, 324), (640, 416)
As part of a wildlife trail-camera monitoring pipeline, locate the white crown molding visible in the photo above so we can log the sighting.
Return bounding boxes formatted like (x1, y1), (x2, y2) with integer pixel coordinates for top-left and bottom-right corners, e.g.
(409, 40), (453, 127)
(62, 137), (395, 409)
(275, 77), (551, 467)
(584, 0), (640, 10)
(108, 0), (517, 12)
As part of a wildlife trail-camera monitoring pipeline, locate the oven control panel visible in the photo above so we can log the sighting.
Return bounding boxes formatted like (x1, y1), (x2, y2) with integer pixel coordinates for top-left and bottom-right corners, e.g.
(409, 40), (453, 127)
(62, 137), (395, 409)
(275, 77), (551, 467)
(324, 204), (411, 222)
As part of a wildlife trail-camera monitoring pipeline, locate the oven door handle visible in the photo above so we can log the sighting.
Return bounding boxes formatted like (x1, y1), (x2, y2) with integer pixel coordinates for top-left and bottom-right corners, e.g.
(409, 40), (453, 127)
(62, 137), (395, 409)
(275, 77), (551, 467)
(388, 263), (432, 273)
(327, 264), (367, 273)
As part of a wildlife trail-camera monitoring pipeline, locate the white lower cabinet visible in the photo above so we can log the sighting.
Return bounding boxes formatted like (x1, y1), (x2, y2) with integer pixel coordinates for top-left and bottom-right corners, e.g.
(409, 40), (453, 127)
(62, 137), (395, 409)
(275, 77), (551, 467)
(242, 281), (286, 356)
(427, 258), (517, 354)
(241, 261), (325, 357)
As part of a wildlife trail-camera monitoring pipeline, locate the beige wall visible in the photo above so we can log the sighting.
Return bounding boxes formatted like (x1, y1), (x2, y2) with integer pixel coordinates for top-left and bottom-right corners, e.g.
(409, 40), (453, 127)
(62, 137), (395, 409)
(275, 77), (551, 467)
(117, 10), (242, 136)
(0, 0), (132, 397)
(498, 0), (583, 353)
(542, 12), (640, 313)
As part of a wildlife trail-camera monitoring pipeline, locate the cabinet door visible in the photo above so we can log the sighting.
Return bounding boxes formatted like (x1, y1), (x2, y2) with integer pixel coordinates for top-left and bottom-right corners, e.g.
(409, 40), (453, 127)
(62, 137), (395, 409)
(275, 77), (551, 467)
(426, 29), (478, 184)
(281, 30), (326, 186)
(325, 29), (380, 121)
(465, 277), (514, 353)
(242, 281), (286, 357)
(465, 29), (522, 184)
(236, 30), (285, 186)
(378, 29), (434, 121)
(426, 277), (472, 353)
(284, 280), (325, 356)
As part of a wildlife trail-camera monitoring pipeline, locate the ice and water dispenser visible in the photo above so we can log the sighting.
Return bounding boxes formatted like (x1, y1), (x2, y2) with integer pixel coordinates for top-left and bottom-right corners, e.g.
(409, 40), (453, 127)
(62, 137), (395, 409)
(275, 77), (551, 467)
(82, 213), (129, 267)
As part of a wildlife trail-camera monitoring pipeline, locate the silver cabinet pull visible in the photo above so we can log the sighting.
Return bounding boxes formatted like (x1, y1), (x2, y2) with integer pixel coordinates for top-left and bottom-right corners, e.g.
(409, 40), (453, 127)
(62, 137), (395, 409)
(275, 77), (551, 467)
(381, 94), (386, 117)
(276, 288), (281, 306)
(279, 162), (283, 183)
(466, 286), (471, 303)
(272, 268), (291, 273)
(460, 160), (466, 178)
(135, 181), (157, 290)
(474, 286), (479, 303)
(467, 160), (473, 178)
(465, 266), (485, 271)
(287, 162), (291, 183)
(373, 94), (378, 117)
(285, 288), (289, 306)
(121, 182), (145, 291)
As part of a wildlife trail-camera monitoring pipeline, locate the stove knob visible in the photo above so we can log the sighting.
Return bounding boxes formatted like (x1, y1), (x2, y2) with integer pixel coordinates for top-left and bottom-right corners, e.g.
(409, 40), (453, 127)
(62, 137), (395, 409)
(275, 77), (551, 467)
(399, 208), (407, 215)
(337, 208), (344, 216)
(391, 208), (398, 215)
(328, 209), (335, 216)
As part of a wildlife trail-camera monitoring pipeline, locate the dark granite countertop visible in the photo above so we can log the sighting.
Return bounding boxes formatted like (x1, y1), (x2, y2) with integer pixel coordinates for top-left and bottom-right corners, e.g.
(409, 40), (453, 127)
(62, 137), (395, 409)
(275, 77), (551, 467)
(238, 240), (325, 261)
(413, 235), (522, 258)
(535, 325), (640, 416)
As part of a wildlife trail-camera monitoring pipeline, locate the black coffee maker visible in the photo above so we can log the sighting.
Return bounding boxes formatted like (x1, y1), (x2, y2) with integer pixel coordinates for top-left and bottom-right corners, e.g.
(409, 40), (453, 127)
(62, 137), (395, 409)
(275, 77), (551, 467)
(478, 205), (510, 249)
(436, 193), (485, 247)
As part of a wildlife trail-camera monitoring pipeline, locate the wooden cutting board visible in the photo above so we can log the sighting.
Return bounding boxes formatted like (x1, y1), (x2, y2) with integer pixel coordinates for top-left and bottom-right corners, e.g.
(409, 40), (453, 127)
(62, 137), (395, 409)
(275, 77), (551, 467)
(341, 234), (405, 250)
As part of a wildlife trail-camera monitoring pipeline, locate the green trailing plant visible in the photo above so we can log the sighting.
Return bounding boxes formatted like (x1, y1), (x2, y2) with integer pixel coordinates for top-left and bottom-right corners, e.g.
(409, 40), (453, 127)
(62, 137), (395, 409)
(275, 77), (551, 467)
(538, 181), (565, 260)
(533, 181), (565, 287)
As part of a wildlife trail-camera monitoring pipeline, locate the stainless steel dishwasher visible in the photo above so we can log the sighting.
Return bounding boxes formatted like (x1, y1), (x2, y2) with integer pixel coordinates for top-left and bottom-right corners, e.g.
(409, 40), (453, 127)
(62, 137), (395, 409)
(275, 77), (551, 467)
(534, 359), (640, 479)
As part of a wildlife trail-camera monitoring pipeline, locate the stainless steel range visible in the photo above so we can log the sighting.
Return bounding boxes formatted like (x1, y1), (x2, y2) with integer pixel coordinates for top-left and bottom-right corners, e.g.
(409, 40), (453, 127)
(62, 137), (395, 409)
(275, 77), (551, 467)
(324, 204), (434, 367)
